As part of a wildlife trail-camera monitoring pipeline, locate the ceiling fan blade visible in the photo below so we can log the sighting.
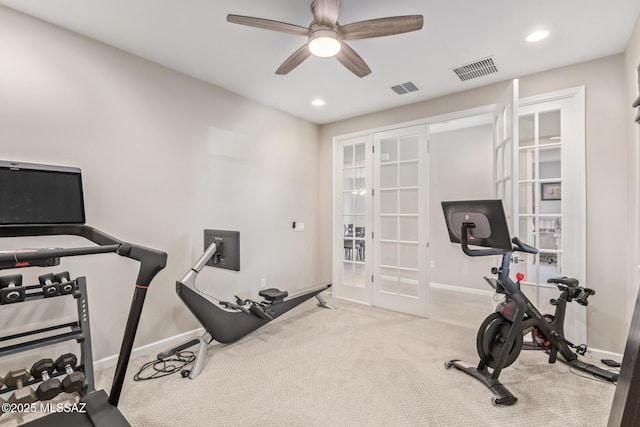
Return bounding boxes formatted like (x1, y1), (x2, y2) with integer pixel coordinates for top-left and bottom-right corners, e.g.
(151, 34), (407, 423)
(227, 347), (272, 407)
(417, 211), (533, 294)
(335, 42), (371, 77)
(311, 0), (341, 26)
(276, 44), (312, 75)
(227, 14), (310, 36)
(339, 15), (424, 40)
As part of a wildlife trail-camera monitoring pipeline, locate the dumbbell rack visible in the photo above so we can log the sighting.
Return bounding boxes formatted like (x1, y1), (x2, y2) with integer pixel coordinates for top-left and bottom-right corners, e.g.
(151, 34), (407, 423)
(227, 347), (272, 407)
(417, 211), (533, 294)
(0, 274), (95, 398)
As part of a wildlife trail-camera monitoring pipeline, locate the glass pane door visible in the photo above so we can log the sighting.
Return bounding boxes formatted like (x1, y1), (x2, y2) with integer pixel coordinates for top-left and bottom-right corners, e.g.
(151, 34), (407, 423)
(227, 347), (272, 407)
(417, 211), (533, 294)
(517, 109), (564, 314)
(334, 136), (372, 303)
(493, 79), (519, 237)
(515, 91), (586, 344)
(373, 125), (428, 317)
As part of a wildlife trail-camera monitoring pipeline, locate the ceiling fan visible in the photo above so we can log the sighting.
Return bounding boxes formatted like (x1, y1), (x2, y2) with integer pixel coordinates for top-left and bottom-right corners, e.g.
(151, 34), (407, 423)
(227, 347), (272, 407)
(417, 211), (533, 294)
(227, 0), (424, 77)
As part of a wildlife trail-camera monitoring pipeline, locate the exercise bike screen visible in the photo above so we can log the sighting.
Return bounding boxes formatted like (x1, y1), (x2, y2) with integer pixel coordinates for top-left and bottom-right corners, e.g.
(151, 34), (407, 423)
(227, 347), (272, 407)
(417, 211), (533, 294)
(450, 212), (491, 239)
(0, 162), (85, 225)
(441, 200), (512, 250)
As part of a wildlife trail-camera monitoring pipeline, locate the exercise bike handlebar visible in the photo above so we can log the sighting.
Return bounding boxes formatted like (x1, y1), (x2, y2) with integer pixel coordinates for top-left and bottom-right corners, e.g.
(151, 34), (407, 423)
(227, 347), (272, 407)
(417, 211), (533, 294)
(460, 223), (510, 257)
(511, 237), (538, 254)
(459, 223), (538, 257)
(576, 287), (596, 306)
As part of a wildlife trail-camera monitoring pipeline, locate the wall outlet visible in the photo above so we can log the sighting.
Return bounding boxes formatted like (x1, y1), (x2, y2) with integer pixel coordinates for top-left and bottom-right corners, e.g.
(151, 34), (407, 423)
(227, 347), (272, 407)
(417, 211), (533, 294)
(430, 260), (436, 269)
(293, 222), (305, 231)
(260, 278), (266, 288)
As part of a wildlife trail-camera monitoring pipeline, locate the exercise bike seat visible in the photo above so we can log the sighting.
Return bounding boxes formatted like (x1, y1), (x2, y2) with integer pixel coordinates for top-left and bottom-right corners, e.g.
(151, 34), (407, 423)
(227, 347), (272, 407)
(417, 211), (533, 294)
(547, 276), (579, 288)
(259, 288), (288, 301)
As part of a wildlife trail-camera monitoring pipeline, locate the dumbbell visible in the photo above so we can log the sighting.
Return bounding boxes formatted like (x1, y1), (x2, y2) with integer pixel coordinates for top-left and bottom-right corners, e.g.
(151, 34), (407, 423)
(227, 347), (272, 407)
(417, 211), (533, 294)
(0, 274), (25, 304)
(54, 272), (76, 295)
(38, 273), (60, 297)
(4, 368), (37, 403)
(31, 359), (62, 400)
(54, 353), (85, 394)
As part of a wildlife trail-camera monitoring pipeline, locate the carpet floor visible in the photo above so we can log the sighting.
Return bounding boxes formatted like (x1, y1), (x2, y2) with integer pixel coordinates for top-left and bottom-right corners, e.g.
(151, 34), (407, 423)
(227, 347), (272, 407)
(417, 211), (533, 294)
(2, 295), (617, 426)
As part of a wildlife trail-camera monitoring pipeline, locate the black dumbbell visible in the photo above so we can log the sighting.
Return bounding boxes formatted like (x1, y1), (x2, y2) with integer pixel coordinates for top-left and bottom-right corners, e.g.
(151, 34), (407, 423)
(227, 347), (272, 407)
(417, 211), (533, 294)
(0, 274), (25, 304)
(54, 354), (85, 394)
(31, 359), (62, 400)
(38, 273), (60, 298)
(4, 368), (37, 403)
(54, 272), (76, 295)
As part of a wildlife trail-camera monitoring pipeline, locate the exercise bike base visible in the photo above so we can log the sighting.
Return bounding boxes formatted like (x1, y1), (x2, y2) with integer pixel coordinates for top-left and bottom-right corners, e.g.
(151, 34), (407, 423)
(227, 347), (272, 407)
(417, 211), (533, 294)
(563, 358), (619, 382)
(445, 359), (517, 406)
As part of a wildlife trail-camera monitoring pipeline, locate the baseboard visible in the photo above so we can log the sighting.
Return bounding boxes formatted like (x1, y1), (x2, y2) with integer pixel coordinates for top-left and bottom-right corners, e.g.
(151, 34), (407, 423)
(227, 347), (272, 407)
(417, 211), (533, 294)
(333, 295), (371, 306)
(93, 327), (205, 371)
(587, 347), (624, 363)
(430, 282), (494, 297)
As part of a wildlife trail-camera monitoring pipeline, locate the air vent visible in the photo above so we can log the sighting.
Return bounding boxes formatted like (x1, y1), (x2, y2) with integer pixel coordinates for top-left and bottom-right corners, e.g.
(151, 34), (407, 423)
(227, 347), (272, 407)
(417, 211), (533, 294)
(391, 82), (420, 95)
(452, 57), (498, 81)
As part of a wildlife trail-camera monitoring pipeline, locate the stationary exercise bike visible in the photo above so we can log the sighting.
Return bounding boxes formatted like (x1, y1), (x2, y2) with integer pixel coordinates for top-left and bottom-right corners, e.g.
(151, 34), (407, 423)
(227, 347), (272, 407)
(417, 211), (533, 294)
(441, 200), (618, 405)
(159, 230), (331, 379)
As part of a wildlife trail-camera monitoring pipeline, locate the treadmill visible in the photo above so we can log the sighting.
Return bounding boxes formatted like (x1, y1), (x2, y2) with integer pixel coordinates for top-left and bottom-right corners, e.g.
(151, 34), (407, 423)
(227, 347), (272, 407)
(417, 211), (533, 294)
(0, 160), (167, 426)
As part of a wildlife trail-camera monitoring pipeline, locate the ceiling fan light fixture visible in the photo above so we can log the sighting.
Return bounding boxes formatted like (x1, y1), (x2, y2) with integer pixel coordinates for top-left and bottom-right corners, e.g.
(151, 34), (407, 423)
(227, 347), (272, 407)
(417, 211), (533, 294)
(309, 29), (341, 57)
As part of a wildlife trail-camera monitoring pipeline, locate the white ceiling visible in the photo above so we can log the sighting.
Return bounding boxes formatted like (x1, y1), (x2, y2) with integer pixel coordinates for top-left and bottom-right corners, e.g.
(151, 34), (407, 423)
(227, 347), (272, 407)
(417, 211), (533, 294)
(1, 0), (639, 124)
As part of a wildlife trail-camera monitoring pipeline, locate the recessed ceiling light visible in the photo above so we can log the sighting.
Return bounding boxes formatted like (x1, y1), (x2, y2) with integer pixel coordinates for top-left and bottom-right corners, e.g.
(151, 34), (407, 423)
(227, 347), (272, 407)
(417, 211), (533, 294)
(526, 30), (550, 43)
(312, 99), (325, 107)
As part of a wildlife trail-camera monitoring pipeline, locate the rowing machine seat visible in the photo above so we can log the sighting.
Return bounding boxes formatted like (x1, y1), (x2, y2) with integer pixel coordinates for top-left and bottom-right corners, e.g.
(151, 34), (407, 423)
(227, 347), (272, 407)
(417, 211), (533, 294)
(259, 288), (288, 301)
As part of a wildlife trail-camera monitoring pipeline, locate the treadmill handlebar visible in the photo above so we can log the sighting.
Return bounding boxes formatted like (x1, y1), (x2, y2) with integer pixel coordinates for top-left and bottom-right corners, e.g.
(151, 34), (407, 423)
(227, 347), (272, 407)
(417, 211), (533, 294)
(0, 224), (167, 286)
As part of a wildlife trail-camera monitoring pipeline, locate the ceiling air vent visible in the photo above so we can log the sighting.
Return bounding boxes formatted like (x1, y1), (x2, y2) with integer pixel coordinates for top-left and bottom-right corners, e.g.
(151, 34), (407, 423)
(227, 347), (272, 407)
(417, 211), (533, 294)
(391, 82), (420, 95)
(452, 57), (498, 81)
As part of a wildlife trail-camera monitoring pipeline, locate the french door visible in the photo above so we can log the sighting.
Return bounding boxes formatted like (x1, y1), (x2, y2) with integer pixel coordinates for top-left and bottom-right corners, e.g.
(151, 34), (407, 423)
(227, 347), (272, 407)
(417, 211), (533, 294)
(516, 92), (586, 343)
(333, 124), (429, 316)
(373, 125), (429, 317)
(494, 84), (587, 343)
(334, 135), (372, 303)
(493, 80), (519, 238)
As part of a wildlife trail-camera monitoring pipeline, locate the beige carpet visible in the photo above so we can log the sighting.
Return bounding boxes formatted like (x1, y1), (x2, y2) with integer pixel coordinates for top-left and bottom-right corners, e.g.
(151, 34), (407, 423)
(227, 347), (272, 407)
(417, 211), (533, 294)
(2, 295), (617, 426)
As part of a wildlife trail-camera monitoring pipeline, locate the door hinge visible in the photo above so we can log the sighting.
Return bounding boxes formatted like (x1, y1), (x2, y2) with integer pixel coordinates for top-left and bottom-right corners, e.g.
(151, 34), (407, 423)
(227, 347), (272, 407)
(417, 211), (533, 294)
(371, 275), (374, 282)
(372, 145), (375, 153)
(371, 232), (374, 239)
(371, 188), (374, 196)
(427, 139), (430, 153)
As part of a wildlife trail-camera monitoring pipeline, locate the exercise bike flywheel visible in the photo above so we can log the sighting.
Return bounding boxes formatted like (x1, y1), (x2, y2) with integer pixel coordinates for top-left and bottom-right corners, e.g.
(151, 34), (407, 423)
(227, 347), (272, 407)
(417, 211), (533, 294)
(476, 312), (523, 369)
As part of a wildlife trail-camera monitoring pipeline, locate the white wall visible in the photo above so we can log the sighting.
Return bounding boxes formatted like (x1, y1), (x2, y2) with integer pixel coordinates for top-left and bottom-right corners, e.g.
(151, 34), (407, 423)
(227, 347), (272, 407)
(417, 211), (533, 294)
(625, 15), (640, 325)
(429, 124), (495, 290)
(319, 55), (629, 353)
(0, 5), (320, 368)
